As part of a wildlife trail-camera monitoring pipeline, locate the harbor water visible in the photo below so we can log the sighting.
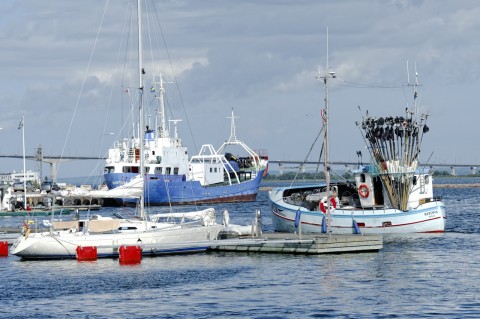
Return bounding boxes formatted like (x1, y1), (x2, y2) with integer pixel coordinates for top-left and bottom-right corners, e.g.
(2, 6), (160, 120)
(1, 178), (479, 318)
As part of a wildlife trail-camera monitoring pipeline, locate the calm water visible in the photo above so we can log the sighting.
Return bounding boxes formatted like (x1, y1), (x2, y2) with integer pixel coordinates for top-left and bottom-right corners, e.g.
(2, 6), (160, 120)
(1, 178), (479, 318)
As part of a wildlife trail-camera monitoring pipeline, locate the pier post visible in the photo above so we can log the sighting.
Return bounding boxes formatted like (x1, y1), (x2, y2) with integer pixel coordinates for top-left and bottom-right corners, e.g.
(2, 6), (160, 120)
(252, 210), (262, 238)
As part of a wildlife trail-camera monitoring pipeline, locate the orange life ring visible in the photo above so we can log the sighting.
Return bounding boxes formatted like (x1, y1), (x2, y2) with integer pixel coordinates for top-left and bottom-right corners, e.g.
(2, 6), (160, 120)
(358, 183), (370, 198)
(319, 197), (337, 213)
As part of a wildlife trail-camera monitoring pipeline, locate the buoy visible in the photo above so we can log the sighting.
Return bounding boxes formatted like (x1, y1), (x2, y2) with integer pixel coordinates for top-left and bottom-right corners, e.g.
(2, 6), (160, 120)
(294, 210), (302, 228)
(358, 184), (370, 198)
(119, 245), (142, 264)
(0, 241), (8, 257)
(321, 216), (327, 233)
(353, 220), (361, 234)
(319, 197), (337, 213)
(76, 246), (97, 261)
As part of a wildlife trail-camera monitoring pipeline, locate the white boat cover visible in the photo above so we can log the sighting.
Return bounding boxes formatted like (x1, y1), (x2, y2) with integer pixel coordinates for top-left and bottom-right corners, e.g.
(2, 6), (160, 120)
(87, 175), (143, 199)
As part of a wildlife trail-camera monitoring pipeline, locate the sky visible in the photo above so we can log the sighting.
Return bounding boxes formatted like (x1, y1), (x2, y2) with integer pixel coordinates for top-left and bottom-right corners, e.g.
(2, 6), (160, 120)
(0, 0), (479, 181)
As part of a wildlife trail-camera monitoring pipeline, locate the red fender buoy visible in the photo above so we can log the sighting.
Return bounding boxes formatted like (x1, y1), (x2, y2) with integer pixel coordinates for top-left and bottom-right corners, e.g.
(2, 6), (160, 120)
(319, 197), (337, 213)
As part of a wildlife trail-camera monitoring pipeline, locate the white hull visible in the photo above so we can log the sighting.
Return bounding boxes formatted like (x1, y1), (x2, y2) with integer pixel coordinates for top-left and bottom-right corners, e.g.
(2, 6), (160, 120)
(11, 224), (225, 259)
(270, 190), (446, 234)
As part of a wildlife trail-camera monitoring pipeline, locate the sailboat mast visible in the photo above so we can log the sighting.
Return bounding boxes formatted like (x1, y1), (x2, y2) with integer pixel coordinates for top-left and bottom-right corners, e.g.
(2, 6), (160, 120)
(137, 0), (145, 218)
(322, 29), (335, 233)
(20, 115), (27, 206)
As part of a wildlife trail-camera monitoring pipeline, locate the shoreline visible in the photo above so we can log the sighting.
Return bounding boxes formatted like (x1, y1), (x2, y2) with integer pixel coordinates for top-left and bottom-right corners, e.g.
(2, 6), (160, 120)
(260, 183), (480, 191)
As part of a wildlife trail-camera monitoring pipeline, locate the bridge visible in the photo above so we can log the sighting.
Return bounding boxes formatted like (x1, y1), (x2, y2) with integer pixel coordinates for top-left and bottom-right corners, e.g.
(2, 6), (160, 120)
(1, 154), (477, 179)
(0, 154), (105, 181)
(267, 160), (479, 176)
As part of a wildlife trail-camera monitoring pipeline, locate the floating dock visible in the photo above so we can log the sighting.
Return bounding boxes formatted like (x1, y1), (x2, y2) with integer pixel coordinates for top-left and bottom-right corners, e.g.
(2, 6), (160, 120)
(209, 233), (383, 254)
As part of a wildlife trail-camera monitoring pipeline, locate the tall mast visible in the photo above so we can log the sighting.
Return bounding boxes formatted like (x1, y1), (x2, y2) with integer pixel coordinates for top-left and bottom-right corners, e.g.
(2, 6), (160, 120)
(20, 115), (27, 206)
(137, 0), (145, 218)
(321, 29), (335, 233)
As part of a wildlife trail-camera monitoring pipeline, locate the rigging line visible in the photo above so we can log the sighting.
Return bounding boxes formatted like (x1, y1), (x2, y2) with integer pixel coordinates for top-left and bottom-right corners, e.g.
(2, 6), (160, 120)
(335, 77), (404, 89)
(57, 0), (111, 178)
(91, 1), (134, 186)
(151, 0), (198, 153)
(313, 141), (324, 180)
(289, 126), (324, 187)
(121, 2), (134, 140)
(144, 0), (156, 81)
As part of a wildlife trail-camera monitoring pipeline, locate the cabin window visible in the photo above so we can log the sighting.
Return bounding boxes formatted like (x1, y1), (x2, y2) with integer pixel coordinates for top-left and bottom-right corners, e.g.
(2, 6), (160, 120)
(155, 167), (162, 174)
(123, 166), (139, 173)
(144, 167), (149, 174)
(105, 166), (115, 173)
(152, 151), (155, 155)
(413, 176), (417, 185)
(210, 168), (213, 173)
(214, 168), (217, 173)
(174, 167), (179, 175)
(425, 175), (430, 184)
(166, 167), (171, 174)
(360, 174), (366, 183)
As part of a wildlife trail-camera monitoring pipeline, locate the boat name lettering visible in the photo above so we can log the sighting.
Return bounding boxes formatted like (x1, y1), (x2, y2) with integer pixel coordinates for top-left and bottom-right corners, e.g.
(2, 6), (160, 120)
(424, 210), (437, 217)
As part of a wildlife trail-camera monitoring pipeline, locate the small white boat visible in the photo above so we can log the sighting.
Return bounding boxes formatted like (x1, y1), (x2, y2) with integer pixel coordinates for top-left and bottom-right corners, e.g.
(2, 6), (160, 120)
(10, 209), (225, 259)
(270, 63), (446, 234)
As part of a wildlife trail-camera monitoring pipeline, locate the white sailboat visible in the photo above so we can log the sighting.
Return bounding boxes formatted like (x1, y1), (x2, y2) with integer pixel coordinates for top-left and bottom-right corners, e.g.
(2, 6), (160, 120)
(269, 57), (446, 234)
(10, 0), (226, 259)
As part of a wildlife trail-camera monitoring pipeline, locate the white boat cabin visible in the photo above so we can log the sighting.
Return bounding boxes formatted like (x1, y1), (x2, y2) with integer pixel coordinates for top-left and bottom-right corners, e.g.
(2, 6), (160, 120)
(353, 165), (434, 210)
(188, 145), (230, 186)
(104, 133), (189, 176)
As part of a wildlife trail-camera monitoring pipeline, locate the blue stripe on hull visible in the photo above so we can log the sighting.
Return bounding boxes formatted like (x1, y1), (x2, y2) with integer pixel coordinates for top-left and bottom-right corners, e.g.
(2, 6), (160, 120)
(104, 169), (265, 205)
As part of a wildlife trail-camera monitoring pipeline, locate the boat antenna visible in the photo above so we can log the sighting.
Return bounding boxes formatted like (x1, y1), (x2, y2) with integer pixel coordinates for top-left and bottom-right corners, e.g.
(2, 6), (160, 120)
(151, 74), (173, 138)
(227, 108), (239, 143)
(406, 60), (410, 86)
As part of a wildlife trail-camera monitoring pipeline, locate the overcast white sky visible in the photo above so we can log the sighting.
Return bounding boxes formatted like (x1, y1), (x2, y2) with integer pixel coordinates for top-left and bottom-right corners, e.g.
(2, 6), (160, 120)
(1, 0), (479, 180)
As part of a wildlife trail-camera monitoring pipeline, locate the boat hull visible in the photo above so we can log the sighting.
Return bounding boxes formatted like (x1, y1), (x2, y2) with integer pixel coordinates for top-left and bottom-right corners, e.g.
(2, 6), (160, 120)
(10, 224), (225, 259)
(104, 169), (265, 206)
(270, 189), (446, 234)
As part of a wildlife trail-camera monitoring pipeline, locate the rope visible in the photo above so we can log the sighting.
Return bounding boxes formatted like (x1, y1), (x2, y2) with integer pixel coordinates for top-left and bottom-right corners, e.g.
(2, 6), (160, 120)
(56, 0), (111, 178)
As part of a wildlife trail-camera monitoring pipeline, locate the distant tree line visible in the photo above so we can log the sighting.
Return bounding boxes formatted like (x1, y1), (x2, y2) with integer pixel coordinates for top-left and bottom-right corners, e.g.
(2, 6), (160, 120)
(264, 170), (480, 180)
(264, 171), (354, 181)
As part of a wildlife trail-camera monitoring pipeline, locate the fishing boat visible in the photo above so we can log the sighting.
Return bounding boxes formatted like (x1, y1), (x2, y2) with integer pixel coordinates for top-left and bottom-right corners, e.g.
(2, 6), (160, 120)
(102, 3), (267, 206)
(104, 97), (267, 205)
(269, 65), (446, 234)
(10, 0), (226, 259)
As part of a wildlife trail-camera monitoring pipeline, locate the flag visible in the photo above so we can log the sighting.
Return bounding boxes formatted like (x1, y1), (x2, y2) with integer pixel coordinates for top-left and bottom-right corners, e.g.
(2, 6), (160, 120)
(18, 118), (23, 130)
